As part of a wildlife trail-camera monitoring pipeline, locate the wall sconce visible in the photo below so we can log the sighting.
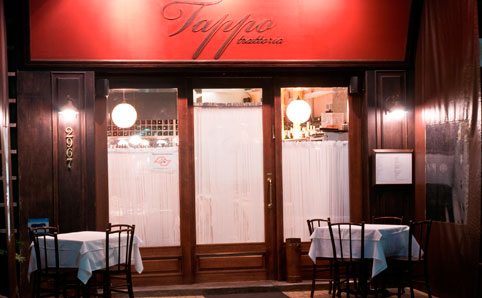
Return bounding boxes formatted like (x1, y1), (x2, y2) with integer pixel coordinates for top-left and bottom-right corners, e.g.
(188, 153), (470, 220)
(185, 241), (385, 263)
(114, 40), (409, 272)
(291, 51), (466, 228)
(58, 95), (78, 170)
(384, 94), (400, 114)
(384, 94), (407, 120)
(58, 95), (79, 121)
(386, 109), (407, 120)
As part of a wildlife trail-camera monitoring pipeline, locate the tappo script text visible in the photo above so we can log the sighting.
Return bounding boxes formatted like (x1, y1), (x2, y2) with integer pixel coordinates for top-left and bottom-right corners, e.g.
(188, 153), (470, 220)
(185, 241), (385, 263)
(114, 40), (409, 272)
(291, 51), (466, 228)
(162, 0), (283, 59)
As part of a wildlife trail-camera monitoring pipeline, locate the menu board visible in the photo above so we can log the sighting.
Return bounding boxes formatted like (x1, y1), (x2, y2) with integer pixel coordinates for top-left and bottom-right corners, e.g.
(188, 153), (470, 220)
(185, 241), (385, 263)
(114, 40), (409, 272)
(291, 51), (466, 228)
(373, 150), (413, 185)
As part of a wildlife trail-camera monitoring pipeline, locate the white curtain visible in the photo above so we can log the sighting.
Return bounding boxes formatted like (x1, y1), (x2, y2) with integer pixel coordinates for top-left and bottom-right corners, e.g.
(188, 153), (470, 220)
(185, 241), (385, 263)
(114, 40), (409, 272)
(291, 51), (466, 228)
(282, 141), (350, 241)
(194, 104), (265, 244)
(108, 147), (180, 247)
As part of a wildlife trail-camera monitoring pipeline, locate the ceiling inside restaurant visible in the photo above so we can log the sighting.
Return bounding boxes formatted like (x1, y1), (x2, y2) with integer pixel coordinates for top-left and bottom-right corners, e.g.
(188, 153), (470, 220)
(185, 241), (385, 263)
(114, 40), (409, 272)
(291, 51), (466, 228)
(107, 89), (178, 121)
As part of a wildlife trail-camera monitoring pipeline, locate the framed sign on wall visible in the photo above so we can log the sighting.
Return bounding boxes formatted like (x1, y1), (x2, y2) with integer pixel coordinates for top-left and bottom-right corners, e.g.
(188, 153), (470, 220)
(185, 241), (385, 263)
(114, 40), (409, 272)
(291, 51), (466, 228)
(373, 149), (413, 185)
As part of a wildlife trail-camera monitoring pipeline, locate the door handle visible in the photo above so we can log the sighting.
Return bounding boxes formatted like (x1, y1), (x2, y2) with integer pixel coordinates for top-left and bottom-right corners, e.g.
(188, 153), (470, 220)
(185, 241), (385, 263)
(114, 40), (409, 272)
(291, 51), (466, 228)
(267, 177), (273, 209)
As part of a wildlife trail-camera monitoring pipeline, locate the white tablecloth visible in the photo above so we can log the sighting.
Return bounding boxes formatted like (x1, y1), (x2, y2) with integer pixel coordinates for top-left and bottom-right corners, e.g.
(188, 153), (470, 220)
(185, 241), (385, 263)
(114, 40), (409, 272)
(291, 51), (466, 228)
(308, 224), (420, 277)
(28, 231), (144, 284)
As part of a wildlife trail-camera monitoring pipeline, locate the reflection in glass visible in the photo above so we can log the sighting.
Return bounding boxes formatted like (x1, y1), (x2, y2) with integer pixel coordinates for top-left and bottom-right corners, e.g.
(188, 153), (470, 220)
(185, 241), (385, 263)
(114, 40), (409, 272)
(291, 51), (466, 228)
(426, 121), (469, 224)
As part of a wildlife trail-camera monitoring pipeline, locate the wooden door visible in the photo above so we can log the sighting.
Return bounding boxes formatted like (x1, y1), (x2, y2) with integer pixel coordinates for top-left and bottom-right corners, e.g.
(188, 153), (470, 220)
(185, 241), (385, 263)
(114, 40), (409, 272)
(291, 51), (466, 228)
(188, 78), (277, 283)
(273, 75), (364, 280)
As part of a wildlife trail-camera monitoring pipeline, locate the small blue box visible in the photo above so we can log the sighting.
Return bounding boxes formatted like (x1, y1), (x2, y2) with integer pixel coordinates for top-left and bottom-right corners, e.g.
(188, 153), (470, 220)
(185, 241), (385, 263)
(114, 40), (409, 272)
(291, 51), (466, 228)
(28, 218), (49, 229)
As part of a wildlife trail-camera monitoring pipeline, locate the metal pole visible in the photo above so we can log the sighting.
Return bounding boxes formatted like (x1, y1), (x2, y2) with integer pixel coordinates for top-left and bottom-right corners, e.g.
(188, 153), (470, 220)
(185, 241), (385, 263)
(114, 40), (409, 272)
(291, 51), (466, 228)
(0, 1), (18, 297)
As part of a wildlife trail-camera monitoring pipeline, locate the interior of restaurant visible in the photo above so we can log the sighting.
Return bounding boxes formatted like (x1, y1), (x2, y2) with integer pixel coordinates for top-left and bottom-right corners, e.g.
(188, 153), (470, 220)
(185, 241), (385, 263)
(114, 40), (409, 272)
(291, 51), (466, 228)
(0, 0), (481, 298)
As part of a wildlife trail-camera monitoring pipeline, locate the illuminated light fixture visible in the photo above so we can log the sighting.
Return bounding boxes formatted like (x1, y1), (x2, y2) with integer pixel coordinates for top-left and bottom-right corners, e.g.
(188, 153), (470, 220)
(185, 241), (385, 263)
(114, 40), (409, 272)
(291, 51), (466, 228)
(129, 135), (142, 146)
(112, 90), (137, 128)
(117, 139), (129, 147)
(386, 109), (407, 120)
(286, 97), (311, 124)
(140, 139), (150, 147)
(58, 95), (78, 120)
(58, 95), (78, 169)
(157, 139), (168, 146)
(384, 94), (408, 120)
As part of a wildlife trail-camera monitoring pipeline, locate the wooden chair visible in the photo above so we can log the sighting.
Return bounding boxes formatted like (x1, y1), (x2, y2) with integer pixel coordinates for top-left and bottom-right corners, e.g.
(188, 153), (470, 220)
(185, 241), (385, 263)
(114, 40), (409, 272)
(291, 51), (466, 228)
(89, 223), (136, 298)
(29, 226), (82, 298)
(372, 216), (404, 225)
(390, 220), (432, 298)
(328, 222), (376, 298)
(29, 226), (62, 298)
(306, 218), (332, 297)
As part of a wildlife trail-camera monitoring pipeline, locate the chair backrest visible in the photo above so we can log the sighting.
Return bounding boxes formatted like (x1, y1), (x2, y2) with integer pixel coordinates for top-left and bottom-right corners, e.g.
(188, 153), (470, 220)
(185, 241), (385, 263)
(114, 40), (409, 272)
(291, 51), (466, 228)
(29, 226), (60, 276)
(105, 223), (136, 273)
(328, 222), (367, 292)
(408, 220), (432, 263)
(327, 222), (365, 263)
(307, 218), (331, 236)
(372, 216), (403, 225)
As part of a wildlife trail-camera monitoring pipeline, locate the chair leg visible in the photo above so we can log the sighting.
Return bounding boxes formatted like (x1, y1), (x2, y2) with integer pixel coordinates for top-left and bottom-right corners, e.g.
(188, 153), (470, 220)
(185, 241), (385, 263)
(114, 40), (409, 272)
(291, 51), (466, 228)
(424, 267), (432, 298)
(408, 273), (414, 298)
(54, 279), (61, 298)
(331, 270), (338, 298)
(346, 277), (350, 298)
(104, 274), (111, 298)
(396, 270), (403, 298)
(127, 273), (135, 298)
(408, 266), (415, 298)
(311, 264), (316, 298)
(361, 277), (368, 298)
(397, 286), (403, 298)
(31, 274), (38, 298)
(329, 260), (333, 294)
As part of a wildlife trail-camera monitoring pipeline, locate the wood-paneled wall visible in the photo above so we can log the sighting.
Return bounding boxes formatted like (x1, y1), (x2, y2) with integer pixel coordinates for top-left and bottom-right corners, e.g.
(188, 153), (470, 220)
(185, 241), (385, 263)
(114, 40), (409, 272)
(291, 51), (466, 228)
(17, 71), (96, 296)
(51, 72), (96, 232)
(364, 70), (414, 222)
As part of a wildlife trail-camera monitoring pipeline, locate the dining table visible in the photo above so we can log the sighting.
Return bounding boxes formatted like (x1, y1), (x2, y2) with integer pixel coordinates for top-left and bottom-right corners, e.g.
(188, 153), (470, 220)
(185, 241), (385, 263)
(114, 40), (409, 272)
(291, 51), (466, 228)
(28, 231), (144, 284)
(308, 224), (421, 278)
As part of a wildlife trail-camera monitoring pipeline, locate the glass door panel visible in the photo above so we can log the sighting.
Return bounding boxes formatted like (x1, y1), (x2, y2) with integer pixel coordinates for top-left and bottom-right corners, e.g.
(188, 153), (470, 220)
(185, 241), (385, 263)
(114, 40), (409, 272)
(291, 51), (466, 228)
(281, 87), (350, 242)
(107, 88), (180, 247)
(194, 88), (265, 244)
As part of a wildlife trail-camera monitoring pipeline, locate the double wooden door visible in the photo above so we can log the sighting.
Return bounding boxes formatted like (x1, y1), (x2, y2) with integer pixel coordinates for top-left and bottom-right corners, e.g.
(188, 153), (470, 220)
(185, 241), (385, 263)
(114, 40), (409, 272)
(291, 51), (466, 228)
(107, 77), (279, 285)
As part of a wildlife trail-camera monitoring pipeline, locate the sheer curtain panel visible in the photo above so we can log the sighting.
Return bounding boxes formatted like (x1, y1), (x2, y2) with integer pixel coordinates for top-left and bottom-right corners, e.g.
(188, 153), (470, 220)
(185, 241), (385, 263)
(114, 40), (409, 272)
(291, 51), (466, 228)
(194, 104), (265, 244)
(283, 141), (350, 241)
(108, 147), (180, 247)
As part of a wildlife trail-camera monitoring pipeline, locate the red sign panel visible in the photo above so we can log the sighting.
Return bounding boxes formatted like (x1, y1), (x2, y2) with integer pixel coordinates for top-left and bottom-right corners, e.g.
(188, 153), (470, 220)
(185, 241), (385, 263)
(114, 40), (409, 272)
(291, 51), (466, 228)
(29, 0), (412, 62)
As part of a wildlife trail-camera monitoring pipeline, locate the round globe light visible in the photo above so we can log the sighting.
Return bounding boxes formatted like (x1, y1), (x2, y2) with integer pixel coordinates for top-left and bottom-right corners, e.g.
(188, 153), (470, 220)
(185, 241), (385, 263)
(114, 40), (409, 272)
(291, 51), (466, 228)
(112, 103), (137, 128)
(286, 99), (311, 124)
(129, 135), (142, 146)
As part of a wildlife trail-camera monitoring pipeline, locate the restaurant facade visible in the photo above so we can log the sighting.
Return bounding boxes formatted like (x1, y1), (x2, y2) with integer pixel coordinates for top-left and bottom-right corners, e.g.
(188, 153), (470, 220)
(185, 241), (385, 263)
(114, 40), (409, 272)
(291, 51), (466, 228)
(0, 0), (480, 297)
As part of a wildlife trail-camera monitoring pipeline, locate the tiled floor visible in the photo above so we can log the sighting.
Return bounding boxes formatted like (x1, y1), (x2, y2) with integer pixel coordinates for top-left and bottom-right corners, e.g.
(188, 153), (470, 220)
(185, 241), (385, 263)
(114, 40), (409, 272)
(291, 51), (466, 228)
(136, 290), (433, 298)
(130, 280), (435, 298)
(284, 289), (432, 298)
